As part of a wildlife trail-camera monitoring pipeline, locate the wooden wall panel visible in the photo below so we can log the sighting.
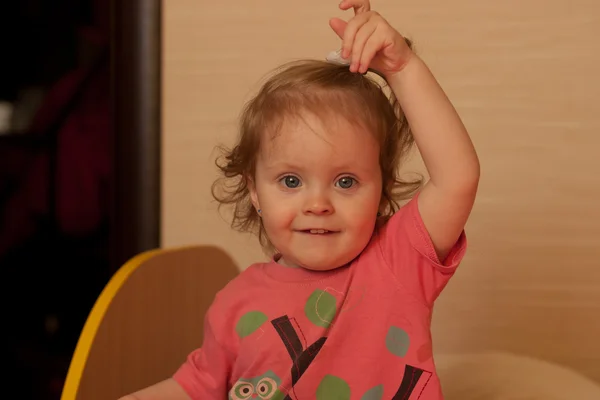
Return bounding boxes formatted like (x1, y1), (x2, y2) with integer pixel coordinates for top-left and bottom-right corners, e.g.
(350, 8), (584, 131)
(162, 0), (600, 381)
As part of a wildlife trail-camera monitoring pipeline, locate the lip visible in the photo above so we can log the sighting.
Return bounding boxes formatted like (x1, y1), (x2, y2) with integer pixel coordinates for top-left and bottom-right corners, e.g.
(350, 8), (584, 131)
(295, 229), (340, 234)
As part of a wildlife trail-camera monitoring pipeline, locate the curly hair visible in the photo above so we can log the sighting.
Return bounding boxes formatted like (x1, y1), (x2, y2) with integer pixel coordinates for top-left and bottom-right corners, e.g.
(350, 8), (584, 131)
(211, 53), (422, 253)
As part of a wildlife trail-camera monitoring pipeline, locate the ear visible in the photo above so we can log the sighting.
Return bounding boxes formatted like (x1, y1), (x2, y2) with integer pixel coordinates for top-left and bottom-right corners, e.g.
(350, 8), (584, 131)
(247, 174), (261, 212)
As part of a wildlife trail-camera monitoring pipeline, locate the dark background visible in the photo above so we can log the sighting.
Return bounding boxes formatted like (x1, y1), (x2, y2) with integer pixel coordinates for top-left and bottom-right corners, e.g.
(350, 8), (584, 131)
(0, 1), (160, 398)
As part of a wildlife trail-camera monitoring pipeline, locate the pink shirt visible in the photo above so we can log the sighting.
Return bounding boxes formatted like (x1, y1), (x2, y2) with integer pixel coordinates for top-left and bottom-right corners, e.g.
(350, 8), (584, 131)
(174, 196), (466, 399)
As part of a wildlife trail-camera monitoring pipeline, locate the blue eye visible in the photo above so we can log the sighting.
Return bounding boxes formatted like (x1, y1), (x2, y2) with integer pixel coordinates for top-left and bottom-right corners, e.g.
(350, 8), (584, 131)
(336, 176), (356, 189)
(280, 175), (301, 188)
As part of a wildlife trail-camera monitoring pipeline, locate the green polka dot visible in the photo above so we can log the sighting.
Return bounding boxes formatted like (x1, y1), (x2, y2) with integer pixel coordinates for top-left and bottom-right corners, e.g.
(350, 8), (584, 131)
(235, 311), (268, 338)
(305, 289), (337, 328)
(385, 326), (410, 357)
(316, 375), (351, 400)
(361, 384), (384, 400)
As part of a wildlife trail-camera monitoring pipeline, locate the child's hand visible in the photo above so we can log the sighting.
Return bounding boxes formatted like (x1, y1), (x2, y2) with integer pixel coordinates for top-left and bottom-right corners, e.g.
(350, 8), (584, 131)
(329, 0), (414, 78)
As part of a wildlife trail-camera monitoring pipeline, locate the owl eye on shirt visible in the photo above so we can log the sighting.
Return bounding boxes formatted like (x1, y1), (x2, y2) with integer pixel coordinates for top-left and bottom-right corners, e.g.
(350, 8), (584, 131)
(229, 373), (280, 400)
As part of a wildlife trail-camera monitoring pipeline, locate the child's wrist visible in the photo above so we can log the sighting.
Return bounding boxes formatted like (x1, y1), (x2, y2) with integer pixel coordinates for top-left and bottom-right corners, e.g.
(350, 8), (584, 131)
(384, 51), (418, 83)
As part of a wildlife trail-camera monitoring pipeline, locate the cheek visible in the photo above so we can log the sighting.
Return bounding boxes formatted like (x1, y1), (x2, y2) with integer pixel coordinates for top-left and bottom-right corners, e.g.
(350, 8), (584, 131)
(260, 197), (297, 229)
(350, 184), (382, 213)
(349, 208), (378, 232)
(341, 190), (381, 229)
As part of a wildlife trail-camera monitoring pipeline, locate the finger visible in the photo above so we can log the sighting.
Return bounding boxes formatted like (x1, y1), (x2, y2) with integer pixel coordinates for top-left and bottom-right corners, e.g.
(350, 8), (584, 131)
(341, 12), (372, 59)
(329, 17), (347, 40)
(350, 20), (378, 72)
(358, 27), (383, 74)
(339, 0), (371, 15)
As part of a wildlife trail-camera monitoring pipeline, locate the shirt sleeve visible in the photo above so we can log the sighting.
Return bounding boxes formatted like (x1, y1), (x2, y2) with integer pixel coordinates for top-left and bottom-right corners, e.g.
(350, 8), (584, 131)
(172, 304), (233, 399)
(376, 192), (467, 306)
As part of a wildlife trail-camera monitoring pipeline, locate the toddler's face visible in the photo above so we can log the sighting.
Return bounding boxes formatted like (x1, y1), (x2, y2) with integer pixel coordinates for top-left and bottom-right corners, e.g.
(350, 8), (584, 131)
(250, 112), (382, 271)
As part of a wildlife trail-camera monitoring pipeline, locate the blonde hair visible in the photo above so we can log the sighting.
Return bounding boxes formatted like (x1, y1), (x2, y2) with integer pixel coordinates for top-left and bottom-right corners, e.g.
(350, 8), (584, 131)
(212, 55), (422, 252)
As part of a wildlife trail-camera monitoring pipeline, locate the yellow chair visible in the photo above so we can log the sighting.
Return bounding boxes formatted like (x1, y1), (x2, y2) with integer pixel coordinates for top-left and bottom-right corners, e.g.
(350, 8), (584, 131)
(60, 245), (239, 400)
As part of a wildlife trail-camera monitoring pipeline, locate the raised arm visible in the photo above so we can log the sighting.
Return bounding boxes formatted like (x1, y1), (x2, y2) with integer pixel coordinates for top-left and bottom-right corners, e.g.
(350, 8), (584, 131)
(386, 56), (480, 262)
(330, 0), (480, 261)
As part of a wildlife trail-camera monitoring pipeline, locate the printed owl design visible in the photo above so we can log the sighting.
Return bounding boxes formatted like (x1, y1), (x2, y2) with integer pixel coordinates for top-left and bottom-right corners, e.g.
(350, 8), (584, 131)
(229, 370), (285, 400)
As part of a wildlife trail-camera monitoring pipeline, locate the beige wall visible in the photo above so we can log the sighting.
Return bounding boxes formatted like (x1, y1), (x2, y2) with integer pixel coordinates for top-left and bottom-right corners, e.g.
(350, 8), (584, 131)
(162, 0), (600, 381)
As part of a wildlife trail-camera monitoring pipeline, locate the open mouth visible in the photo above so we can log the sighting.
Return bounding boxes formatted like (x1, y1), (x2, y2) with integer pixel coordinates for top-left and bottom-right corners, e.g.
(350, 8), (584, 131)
(300, 229), (337, 235)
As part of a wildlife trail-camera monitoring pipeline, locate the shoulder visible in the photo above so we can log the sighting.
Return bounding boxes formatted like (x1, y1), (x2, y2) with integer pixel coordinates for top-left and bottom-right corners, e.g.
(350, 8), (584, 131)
(203, 262), (277, 347)
(206, 262), (271, 319)
(373, 195), (420, 243)
(214, 262), (269, 299)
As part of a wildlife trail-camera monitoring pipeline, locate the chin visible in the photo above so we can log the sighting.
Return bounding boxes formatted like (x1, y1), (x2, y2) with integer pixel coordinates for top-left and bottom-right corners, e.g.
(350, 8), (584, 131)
(300, 262), (342, 272)
(293, 251), (361, 272)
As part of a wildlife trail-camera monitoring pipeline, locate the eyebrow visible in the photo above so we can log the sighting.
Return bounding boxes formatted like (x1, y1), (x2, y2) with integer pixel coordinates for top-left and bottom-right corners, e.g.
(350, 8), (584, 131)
(262, 161), (304, 172)
(262, 161), (374, 176)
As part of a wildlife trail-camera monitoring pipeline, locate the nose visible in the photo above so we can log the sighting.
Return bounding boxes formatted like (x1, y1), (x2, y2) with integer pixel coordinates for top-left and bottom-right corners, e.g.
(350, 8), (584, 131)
(303, 189), (333, 215)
